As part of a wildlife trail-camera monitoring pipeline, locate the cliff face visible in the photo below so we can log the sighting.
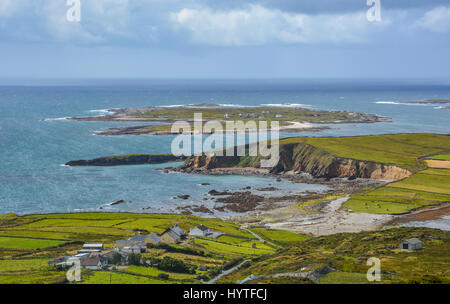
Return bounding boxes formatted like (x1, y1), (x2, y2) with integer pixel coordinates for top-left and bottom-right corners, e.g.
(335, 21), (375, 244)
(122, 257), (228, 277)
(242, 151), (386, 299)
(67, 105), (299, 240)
(66, 154), (186, 167)
(181, 143), (412, 180)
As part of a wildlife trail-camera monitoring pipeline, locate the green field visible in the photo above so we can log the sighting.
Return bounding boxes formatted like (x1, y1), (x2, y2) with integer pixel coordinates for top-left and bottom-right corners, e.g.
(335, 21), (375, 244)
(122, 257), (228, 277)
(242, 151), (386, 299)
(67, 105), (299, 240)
(76, 270), (172, 284)
(249, 228), (310, 246)
(0, 212), (281, 283)
(345, 168), (450, 214)
(0, 259), (65, 284)
(280, 134), (450, 215)
(428, 154), (450, 161)
(0, 237), (66, 249)
(281, 133), (450, 171)
(319, 272), (369, 284)
(194, 239), (274, 255)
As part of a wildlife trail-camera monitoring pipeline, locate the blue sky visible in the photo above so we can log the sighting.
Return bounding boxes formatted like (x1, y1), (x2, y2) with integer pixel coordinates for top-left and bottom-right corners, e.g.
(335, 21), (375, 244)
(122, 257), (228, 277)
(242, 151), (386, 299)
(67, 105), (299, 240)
(1, 0), (450, 79)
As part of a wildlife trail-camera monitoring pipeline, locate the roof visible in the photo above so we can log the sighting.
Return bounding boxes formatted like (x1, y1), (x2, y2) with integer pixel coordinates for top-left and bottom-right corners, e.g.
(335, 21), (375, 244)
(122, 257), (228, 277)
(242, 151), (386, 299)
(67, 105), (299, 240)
(131, 243), (145, 249)
(170, 225), (186, 237)
(164, 230), (181, 240)
(404, 238), (422, 245)
(83, 243), (103, 248)
(116, 240), (132, 245)
(149, 233), (161, 243)
(196, 225), (209, 232)
(80, 256), (102, 267)
(129, 235), (148, 242)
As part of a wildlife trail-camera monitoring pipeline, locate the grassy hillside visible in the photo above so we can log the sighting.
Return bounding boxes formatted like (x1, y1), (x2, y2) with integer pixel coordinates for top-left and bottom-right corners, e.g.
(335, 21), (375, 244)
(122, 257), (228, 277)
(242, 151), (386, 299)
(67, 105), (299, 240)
(279, 134), (450, 214)
(217, 227), (450, 284)
(0, 212), (305, 284)
(280, 133), (450, 172)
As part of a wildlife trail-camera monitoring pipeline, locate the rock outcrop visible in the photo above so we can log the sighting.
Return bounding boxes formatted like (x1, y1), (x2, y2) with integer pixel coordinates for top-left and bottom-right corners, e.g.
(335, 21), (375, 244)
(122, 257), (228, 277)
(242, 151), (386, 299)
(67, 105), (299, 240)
(66, 154), (186, 167)
(180, 143), (412, 180)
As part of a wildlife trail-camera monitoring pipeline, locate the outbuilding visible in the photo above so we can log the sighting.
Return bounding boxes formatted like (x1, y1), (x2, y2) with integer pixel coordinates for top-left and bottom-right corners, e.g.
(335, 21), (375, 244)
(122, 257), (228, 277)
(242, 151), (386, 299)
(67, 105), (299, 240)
(399, 238), (422, 250)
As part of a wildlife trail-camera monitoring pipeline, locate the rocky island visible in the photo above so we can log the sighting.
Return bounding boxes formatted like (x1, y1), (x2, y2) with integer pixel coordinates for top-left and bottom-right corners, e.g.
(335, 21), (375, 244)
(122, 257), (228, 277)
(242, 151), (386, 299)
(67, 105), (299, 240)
(65, 154), (186, 167)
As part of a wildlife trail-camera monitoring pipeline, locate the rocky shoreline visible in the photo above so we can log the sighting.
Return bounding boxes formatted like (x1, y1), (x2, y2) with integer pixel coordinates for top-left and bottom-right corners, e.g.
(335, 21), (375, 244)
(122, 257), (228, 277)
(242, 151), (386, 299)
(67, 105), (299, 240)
(177, 142), (412, 180)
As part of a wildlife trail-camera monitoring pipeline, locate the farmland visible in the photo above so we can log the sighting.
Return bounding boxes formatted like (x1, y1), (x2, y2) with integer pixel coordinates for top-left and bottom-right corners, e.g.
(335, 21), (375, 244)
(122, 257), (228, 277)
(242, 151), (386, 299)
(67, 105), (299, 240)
(278, 134), (450, 215)
(0, 212), (283, 284)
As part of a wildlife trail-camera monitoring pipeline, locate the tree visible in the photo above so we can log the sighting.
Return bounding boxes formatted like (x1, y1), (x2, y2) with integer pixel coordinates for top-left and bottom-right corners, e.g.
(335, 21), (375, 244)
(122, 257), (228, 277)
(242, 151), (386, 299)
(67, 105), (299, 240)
(110, 252), (122, 265)
(127, 253), (141, 266)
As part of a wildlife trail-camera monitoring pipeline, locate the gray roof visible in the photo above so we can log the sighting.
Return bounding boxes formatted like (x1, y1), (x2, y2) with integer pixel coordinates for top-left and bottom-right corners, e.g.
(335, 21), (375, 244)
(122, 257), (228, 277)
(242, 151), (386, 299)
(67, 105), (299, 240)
(129, 235), (148, 242)
(196, 225), (209, 232)
(404, 238), (422, 244)
(149, 233), (161, 243)
(165, 230), (181, 240)
(116, 239), (132, 245)
(80, 256), (102, 267)
(170, 225), (186, 237)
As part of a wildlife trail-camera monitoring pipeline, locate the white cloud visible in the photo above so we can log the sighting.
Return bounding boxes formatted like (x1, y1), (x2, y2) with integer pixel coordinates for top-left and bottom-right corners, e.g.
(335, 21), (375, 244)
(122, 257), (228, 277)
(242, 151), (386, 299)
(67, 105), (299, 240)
(415, 6), (450, 33)
(170, 5), (390, 46)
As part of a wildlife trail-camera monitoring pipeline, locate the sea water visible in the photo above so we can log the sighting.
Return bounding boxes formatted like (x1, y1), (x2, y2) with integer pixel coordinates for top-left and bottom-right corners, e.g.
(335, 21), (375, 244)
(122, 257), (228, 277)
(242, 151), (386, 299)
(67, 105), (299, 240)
(0, 79), (449, 215)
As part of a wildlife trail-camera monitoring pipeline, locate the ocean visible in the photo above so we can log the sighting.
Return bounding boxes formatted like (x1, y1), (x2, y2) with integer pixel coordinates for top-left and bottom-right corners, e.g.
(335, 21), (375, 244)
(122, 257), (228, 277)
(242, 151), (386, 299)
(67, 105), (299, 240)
(0, 79), (449, 215)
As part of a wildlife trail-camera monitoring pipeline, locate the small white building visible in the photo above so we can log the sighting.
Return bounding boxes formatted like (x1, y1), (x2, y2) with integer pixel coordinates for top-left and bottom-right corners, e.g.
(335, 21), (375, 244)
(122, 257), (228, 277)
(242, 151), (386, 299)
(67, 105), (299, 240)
(83, 243), (104, 251)
(190, 225), (212, 237)
(122, 243), (147, 254)
(399, 238), (422, 250)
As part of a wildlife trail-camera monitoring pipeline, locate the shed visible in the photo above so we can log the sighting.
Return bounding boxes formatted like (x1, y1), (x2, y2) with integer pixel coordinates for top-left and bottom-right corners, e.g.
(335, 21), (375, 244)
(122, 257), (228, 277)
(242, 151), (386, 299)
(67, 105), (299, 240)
(399, 238), (422, 250)
(83, 243), (104, 250)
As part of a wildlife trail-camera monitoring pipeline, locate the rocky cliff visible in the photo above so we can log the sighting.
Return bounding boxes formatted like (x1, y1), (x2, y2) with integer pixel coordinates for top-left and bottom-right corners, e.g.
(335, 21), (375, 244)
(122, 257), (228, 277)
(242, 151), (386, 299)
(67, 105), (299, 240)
(66, 154), (186, 167)
(181, 143), (412, 180)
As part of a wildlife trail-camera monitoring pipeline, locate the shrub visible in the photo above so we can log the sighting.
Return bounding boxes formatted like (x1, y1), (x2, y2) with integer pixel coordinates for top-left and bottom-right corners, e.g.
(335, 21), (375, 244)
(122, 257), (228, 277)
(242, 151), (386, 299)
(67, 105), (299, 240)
(158, 273), (170, 280)
(148, 256), (195, 274)
(127, 253), (141, 266)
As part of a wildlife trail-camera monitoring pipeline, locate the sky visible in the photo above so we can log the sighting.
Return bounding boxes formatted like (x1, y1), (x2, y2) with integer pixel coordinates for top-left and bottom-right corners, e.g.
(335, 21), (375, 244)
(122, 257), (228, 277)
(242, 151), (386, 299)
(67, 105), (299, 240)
(0, 0), (450, 80)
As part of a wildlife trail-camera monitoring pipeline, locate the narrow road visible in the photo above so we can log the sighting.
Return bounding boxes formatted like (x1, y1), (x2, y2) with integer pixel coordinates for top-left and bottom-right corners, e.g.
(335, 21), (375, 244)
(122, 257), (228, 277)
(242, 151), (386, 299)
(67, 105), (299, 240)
(243, 227), (265, 242)
(241, 225), (279, 248)
(206, 260), (250, 284)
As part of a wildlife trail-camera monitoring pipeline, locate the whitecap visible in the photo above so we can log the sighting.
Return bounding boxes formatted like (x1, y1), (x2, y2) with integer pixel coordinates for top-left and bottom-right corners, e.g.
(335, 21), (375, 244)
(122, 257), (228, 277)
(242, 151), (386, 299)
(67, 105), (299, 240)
(261, 103), (312, 108)
(42, 117), (70, 121)
(88, 109), (115, 115)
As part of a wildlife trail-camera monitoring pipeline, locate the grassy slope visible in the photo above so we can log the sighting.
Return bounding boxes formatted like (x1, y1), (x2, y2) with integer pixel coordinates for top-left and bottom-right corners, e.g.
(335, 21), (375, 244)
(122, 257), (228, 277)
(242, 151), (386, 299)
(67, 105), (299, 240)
(218, 227), (450, 284)
(280, 134), (450, 214)
(0, 212), (298, 284)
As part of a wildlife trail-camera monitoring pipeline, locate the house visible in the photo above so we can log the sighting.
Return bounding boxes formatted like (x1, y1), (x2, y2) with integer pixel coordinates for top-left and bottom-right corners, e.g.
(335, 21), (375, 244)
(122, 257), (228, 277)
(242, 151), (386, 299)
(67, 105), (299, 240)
(169, 225), (186, 238)
(224, 114), (230, 119)
(80, 255), (108, 270)
(121, 243), (147, 254)
(275, 114), (283, 118)
(161, 225), (186, 244)
(189, 225), (223, 239)
(399, 238), (422, 250)
(190, 225), (212, 237)
(161, 230), (182, 244)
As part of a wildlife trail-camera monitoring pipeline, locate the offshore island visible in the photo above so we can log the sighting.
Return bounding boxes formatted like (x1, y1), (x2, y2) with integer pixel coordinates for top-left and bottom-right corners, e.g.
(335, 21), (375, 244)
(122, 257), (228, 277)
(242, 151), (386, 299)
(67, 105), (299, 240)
(69, 104), (389, 135)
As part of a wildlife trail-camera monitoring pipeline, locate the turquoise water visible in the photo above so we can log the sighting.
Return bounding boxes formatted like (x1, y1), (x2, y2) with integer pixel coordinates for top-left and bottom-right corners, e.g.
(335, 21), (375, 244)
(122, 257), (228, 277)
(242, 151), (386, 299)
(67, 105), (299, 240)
(0, 80), (449, 215)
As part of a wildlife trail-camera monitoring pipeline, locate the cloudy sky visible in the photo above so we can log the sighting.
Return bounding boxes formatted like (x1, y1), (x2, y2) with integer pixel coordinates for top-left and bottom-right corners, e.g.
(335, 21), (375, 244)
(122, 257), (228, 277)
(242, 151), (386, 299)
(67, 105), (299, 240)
(1, 0), (450, 79)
